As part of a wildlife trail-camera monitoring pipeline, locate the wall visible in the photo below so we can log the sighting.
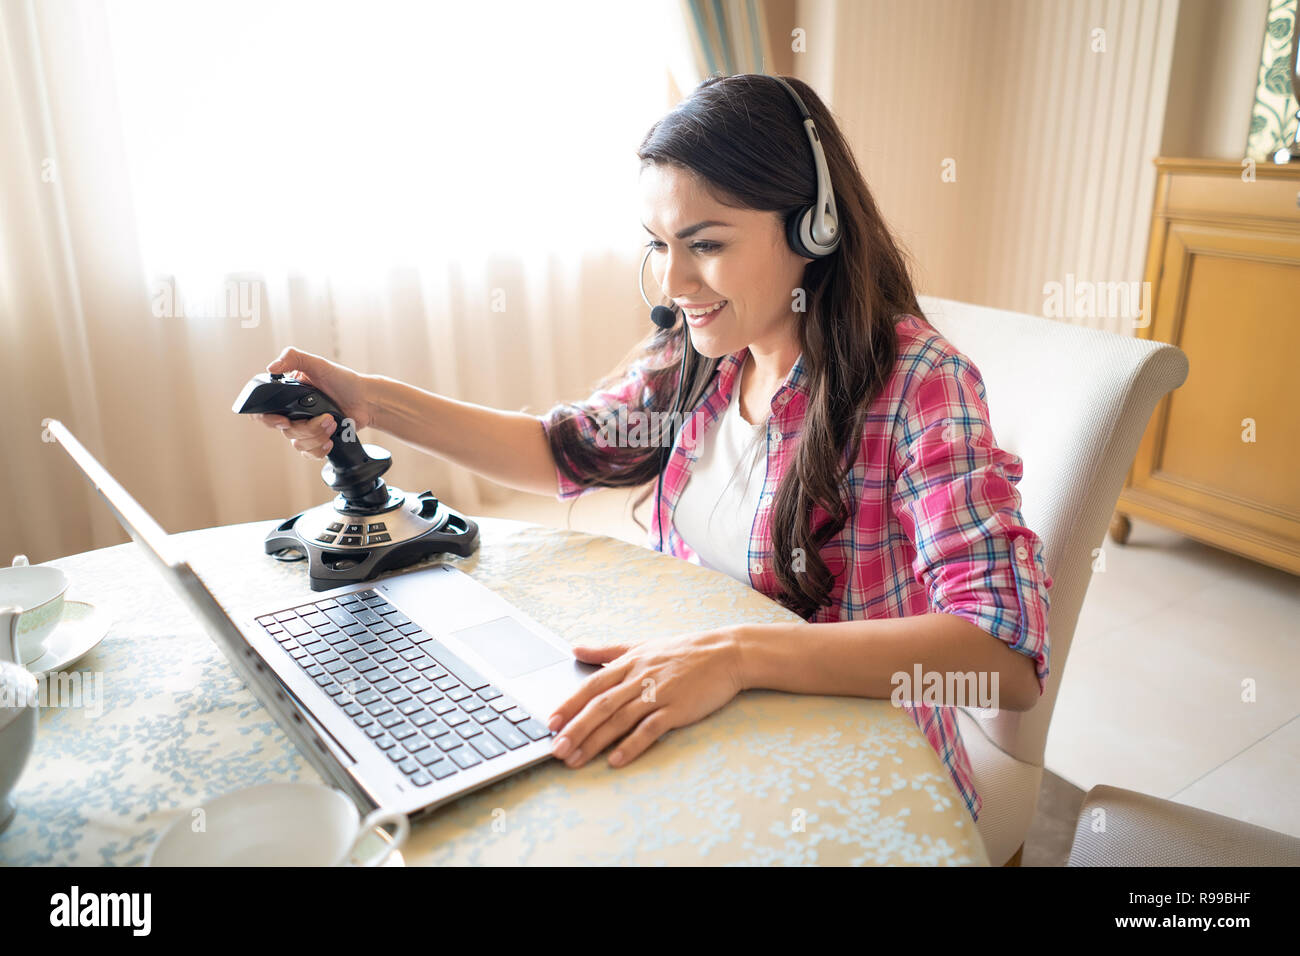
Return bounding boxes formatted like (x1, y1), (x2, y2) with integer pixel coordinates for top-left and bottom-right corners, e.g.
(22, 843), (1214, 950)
(1162, 0), (1271, 159)
(791, 0), (1271, 334)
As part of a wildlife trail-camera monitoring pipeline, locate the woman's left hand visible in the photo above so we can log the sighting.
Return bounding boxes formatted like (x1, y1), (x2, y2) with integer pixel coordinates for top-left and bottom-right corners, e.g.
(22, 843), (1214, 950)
(547, 627), (747, 769)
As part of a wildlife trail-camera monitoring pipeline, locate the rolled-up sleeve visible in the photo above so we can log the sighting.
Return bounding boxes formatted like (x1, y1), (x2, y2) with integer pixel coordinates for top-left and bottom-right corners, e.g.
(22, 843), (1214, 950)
(890, 354), (1052, 696)
(538, 342), (674, 501)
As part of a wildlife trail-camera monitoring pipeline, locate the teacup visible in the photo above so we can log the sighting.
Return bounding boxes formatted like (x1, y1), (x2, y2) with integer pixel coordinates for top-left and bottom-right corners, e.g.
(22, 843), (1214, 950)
(0, 556), (69, 666)
(148, 782), (410, 866)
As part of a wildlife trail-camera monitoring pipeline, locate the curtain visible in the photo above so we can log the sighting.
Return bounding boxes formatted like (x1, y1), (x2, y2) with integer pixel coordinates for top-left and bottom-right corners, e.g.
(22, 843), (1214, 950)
(668, 0), (777, 91)
(1, 0), (680, 564)
(1247, 0), (1298, 160)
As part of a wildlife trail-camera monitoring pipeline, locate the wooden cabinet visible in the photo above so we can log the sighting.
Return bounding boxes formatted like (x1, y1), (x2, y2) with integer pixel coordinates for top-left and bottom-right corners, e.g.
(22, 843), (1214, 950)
(1111, 159), (1300, 575)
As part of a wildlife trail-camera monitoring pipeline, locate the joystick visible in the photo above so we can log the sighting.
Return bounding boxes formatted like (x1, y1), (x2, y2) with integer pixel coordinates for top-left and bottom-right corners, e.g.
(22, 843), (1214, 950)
(232, 372), (478, 590)
(234, 373), (395, 510)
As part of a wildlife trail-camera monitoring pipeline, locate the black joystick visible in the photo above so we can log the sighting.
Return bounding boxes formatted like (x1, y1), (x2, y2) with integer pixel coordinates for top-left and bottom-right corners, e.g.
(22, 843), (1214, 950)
(231, 371), (479, 590)
(232, 373), (393, 511)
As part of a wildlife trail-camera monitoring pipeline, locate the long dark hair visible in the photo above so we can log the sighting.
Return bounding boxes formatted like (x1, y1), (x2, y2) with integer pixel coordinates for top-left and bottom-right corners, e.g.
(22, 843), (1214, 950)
(543, 73), (922, 620)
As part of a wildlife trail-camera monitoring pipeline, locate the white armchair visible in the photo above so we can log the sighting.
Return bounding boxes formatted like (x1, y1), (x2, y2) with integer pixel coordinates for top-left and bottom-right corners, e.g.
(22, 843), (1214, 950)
(917, 295), (1190, 866)
(1067, 784), (1300, 866)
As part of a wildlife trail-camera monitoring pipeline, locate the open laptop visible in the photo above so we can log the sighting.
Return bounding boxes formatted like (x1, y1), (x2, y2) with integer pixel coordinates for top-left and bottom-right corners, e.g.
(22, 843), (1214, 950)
(49, 420), (598, 819)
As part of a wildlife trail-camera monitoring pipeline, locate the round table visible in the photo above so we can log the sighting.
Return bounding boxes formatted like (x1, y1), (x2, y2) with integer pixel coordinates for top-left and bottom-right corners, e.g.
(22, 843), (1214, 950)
(0, 517), (989, 866)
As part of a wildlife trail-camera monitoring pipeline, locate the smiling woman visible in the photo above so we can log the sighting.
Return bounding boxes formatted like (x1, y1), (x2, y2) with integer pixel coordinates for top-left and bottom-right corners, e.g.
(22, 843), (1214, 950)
(538, 74), (1053, 825)
(545, 72), (915, 620)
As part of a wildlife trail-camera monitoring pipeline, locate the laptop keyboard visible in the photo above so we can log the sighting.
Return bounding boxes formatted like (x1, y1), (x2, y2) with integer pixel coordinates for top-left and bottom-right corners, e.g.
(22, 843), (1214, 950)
(256, 589), (555, 787)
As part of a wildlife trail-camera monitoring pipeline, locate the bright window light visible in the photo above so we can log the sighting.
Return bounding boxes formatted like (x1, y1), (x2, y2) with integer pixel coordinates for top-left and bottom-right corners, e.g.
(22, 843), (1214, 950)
(103, 0), (674, 287)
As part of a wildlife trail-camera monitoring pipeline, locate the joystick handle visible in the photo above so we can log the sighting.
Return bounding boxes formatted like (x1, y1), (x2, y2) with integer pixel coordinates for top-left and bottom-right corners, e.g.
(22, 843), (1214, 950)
(232, 372), (392, 506)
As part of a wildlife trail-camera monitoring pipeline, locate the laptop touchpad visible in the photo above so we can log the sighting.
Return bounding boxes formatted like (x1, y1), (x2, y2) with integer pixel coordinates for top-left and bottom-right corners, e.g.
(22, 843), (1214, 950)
(449, 615), (568, 679)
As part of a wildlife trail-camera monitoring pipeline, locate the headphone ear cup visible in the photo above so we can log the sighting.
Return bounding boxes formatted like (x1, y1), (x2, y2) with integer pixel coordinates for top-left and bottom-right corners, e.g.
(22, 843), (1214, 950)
(787, 204), (841, 259)
(786, 206), (815, 259)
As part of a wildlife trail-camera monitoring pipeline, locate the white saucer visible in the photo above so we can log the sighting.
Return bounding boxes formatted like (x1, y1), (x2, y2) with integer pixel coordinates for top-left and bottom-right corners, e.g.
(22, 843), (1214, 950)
(25, 600), (112, 674)
(147, 782), (409, 866)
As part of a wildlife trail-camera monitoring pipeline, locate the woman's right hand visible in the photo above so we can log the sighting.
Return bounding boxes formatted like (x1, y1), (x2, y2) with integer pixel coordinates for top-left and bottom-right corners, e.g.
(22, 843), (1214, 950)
(251, 347), (377, 460)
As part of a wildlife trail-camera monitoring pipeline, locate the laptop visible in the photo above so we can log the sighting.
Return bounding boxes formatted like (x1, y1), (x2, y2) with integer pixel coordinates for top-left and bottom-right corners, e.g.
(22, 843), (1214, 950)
(49, 420), (599, 819)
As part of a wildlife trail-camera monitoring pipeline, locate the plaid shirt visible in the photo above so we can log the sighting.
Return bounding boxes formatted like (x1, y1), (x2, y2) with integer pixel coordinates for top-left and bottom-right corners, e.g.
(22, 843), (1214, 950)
(540, 313), (1053, 823)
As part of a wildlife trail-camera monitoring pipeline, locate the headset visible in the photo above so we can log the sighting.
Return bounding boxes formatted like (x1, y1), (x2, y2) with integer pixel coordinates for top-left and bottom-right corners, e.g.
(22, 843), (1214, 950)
(638, 74), (841, 554)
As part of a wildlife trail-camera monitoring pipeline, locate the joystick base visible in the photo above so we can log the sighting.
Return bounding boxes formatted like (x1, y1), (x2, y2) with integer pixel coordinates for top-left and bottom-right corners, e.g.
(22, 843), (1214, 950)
(265, 488), (478, 590)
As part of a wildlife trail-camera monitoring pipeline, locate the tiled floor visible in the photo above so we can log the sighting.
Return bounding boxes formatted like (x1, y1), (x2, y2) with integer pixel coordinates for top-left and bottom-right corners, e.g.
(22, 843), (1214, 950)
(474, 489), (1300, 862)
(1048, 516), (1299, 840)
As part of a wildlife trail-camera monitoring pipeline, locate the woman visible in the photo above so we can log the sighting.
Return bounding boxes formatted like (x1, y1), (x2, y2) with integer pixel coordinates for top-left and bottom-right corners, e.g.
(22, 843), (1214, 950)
(254, 74), (1051, 824)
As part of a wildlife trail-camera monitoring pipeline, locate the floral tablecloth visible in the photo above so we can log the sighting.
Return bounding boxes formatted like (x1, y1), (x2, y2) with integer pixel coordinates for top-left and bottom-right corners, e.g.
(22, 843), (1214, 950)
(0, 516), (988, 866)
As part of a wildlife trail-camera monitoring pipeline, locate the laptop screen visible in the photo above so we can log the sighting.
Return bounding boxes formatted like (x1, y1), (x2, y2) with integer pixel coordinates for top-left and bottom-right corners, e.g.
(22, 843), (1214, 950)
(48, 420), (181, 570)
(49, 418), (373, 806)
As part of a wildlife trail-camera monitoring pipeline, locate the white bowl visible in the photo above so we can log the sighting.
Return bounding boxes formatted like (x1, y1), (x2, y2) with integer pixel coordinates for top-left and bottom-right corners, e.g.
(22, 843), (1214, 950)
(0, 564), (69, 665)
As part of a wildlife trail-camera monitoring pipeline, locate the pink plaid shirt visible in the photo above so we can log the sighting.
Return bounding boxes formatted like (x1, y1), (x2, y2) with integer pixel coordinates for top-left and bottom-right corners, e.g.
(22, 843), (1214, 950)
(540, 313), (1053, 822)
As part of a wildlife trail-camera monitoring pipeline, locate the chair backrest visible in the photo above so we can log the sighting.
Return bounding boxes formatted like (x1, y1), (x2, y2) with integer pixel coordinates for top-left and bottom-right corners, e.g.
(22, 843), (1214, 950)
(916, 295), (1189, 766)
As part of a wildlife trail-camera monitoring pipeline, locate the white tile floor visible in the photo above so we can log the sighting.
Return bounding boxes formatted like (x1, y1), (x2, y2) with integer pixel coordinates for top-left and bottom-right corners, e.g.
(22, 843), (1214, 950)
(476, 491), (1300, 839)
(1048, 517), (1300, 838)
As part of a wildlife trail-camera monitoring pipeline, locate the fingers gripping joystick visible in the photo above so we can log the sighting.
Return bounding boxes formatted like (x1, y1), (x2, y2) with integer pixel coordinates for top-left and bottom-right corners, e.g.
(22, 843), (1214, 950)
(232, 371), (479, 590)
(233, 373), (393, 510)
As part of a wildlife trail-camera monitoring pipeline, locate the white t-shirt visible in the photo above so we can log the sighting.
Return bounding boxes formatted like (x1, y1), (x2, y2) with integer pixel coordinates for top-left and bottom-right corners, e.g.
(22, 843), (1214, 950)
(673, 361), (768, 585)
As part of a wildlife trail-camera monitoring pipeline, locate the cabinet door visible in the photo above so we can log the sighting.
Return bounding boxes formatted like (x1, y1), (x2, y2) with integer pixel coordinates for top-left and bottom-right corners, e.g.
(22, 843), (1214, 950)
(1123, 221), (1300, 572)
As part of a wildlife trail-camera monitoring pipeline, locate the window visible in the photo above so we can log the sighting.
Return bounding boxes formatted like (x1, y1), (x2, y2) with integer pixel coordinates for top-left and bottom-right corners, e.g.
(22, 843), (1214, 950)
(104, 0), (675, 288)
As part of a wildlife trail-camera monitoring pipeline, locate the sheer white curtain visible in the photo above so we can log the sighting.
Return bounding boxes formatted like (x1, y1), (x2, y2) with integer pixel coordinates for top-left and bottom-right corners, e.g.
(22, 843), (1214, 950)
(2, 0), (678, 563)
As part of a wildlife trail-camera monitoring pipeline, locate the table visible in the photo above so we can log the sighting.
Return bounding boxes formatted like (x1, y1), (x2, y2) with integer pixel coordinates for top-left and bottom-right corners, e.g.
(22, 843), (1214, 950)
(0, 517), (989, 866)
